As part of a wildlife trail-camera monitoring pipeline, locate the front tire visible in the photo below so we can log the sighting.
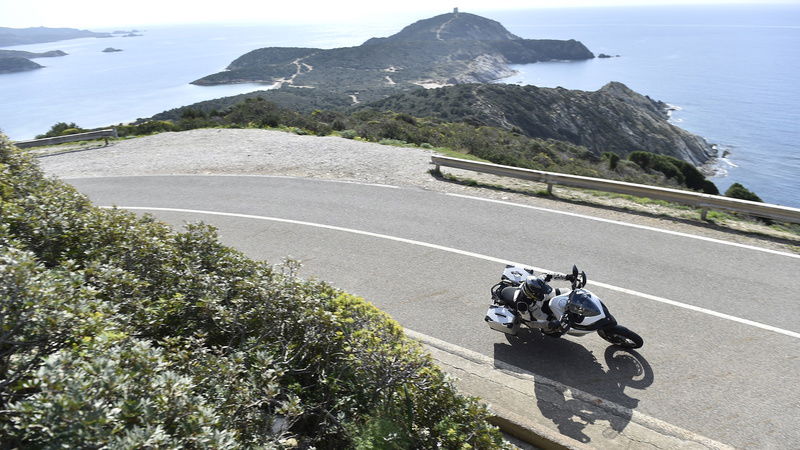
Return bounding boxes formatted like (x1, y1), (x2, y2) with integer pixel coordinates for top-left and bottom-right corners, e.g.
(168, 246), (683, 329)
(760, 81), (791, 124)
(598, 325), (643, 349)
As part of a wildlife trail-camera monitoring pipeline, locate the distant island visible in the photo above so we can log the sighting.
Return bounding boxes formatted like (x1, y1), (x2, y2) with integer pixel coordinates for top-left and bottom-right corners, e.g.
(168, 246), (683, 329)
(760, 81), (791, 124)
(102, 47), (123, 53)
(0, 26), (107, 74)
(0, 57), (42, 74)
(193, 9), (593, 104)
(0, 49), (68, 73)
(0, 26), (111, 47)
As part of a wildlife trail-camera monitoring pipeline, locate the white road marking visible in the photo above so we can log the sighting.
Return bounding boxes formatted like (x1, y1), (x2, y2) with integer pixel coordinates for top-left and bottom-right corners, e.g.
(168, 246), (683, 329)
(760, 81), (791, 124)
(69, 175), (796, 258)
(106, 206), (800, 340)
(445, 193), (800, 260)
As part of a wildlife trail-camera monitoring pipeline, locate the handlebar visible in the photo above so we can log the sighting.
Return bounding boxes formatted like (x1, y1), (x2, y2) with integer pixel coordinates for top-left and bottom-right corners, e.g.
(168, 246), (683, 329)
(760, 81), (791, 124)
(567, 265), (587, 290)
(535, 265), (588, 289)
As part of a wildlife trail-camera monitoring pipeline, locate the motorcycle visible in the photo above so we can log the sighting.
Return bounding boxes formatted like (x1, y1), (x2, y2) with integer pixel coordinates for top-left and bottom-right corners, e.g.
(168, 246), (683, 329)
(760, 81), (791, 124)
(485, 264), (643, 349)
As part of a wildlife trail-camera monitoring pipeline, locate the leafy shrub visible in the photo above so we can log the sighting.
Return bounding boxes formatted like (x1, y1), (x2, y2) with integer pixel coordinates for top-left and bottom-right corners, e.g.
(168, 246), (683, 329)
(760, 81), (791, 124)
(725, 182), (762, 202)
(35, 122), (86, 139)
(117, 120), (180, 137)
(340, 129), (359, 139)
(6, 336), (238, 448)
(0, 134), (508, 449)
(629, 151), (719, 194)
(602, 152), (620, 170)
(378, 138), (409, 146)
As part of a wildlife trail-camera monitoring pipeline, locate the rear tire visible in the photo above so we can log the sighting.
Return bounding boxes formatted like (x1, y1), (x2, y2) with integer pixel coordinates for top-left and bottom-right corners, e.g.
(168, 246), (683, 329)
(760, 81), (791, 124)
(598, 325), (643, 349)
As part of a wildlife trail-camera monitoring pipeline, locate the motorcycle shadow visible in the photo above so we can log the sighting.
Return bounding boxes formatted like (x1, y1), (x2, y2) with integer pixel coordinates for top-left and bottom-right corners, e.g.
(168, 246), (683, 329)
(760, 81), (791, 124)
(494, 329), (654, 444)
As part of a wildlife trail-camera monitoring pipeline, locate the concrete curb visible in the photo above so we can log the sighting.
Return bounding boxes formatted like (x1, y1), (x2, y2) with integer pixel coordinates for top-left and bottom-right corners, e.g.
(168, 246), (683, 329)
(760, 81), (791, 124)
(405, 329), (734, 450)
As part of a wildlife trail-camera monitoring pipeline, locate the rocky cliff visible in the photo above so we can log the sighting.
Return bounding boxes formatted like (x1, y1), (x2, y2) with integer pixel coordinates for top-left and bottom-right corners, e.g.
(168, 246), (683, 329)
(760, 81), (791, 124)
(368, 82), (715, 164)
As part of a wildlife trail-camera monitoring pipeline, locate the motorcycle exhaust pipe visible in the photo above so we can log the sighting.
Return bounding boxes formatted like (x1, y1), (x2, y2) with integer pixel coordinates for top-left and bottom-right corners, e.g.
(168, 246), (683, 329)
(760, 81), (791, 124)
(527, 320), (558, 329)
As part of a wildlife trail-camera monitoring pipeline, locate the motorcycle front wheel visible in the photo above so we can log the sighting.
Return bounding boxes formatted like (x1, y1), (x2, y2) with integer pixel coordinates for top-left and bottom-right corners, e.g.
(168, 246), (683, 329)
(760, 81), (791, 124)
(598, 325), (643, 349)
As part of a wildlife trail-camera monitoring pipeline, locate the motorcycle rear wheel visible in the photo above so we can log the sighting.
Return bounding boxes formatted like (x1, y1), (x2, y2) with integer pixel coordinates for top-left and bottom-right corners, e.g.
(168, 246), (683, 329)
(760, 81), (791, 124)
(598, 325), (643, 349)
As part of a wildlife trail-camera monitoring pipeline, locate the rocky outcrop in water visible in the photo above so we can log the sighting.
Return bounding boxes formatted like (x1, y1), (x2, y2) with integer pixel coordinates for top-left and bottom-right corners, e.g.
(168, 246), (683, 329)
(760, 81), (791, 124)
(0, 48), (68, 74)
(0, 56), (43, 74)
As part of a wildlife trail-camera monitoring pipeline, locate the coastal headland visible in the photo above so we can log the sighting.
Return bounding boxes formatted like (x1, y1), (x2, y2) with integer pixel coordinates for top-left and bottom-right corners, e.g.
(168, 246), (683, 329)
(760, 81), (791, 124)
(184, 10), (715, 167)
(192, 11), (594, 100)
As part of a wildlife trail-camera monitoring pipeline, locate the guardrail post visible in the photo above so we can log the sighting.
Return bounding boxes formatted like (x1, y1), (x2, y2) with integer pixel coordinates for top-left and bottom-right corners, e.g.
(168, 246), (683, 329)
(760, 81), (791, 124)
(543, 174), (553, 195)
(104, 127), (117, 146)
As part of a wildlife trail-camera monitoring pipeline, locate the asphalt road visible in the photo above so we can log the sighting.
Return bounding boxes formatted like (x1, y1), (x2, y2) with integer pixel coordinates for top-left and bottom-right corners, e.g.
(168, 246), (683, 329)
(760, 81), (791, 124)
(66, 175), (800, 448)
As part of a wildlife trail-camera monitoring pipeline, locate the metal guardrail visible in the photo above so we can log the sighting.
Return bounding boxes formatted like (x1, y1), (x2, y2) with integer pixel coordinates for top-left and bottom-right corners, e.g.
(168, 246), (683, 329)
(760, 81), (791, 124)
(14, 128), (118, 149)
(431, 155), (800, 224)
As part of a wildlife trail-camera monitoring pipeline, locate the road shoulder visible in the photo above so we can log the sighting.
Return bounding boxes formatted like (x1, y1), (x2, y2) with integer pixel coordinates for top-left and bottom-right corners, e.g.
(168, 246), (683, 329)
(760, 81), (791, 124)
(407, 329), (733, 450)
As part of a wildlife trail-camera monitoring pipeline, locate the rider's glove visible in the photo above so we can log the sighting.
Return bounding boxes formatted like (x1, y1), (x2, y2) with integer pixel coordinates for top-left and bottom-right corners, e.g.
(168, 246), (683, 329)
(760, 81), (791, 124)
(558, 314), (571, 333)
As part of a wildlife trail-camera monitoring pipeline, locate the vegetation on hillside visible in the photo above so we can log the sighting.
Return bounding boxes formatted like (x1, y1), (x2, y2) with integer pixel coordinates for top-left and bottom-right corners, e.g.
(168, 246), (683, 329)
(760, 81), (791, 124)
(0, 135), (508, 448)
(123, 96), (722, 193)
(368, 83), (715, 165)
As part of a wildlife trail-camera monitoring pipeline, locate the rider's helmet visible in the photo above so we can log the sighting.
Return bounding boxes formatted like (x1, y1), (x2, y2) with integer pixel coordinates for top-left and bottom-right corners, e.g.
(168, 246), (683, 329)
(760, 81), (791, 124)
(522, 276), (552, 302)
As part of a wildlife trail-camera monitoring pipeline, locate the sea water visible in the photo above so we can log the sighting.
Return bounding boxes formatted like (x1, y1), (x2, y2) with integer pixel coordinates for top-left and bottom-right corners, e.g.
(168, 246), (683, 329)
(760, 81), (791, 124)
(0, 5), (798, 207)
(0, 23), (392, 140)
(490, 4), (800, 207)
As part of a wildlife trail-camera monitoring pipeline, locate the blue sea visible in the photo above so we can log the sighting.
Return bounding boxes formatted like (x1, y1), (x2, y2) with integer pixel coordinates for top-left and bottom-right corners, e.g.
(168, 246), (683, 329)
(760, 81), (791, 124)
(1, 4), (798, 207)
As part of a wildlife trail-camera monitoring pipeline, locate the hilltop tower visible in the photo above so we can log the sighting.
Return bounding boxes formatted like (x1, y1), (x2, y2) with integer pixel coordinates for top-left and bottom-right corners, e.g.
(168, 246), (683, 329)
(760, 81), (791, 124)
(454, 7), (459, 15)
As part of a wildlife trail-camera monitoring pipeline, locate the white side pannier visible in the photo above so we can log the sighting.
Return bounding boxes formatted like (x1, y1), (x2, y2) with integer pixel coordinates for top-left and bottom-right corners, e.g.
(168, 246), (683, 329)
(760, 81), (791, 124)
(485, 304), (519, 335)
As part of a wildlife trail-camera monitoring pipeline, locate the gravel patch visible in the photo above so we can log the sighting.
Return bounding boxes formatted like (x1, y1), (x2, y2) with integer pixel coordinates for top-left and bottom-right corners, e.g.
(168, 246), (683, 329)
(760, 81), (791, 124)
(37, 128), (441, 188)
(36, 128), (799, 254)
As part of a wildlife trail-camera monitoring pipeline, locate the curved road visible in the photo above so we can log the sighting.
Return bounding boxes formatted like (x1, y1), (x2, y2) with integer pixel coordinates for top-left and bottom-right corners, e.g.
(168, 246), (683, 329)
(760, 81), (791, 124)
(67, 175), (800, 448)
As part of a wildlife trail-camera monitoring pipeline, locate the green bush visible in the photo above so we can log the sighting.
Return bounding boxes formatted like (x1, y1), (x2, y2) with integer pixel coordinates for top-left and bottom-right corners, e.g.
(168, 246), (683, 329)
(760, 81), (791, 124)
(378, 138), (409, 146)
(628, 151), (719, 194)
(340, 129), (359, 139)
(0, 134), (508, 449)
(725, 182), (763, 202)
(6, 336), (238, 448)
(602, 152), (620, 170)
(117, 120), (180, 137)
(35, 122), (86, 139)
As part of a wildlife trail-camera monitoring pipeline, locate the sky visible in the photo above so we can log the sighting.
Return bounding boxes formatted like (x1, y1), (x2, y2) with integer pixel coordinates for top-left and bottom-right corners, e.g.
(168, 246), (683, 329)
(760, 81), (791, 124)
(2, 0), (797, 29)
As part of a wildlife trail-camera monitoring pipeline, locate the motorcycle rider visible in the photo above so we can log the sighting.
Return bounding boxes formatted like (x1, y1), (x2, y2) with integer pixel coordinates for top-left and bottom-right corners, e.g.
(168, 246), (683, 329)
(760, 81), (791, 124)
(504, 272), (573, 335)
